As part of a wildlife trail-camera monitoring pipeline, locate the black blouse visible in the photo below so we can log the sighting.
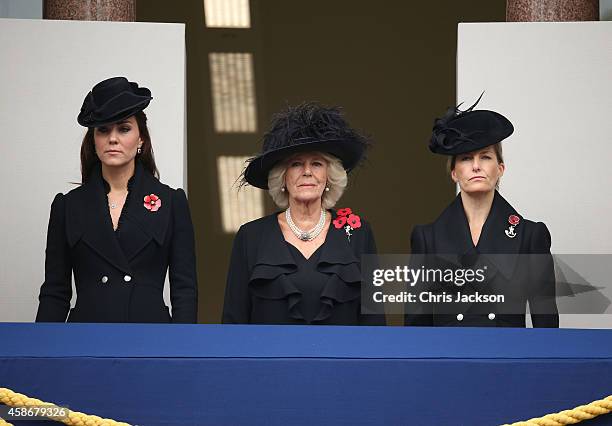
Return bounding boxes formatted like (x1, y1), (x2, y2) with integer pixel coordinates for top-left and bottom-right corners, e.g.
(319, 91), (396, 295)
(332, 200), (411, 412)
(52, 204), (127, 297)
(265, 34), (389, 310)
(222, 211), (385, 325)
(285, 242), (328, 322)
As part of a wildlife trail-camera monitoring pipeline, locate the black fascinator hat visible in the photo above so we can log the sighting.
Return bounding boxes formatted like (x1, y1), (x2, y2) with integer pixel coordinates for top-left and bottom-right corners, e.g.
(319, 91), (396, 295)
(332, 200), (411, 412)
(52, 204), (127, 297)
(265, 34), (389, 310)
(429, 93), (514, 156)
(243, 102), (370, 189)
(77, 77), (152, 128)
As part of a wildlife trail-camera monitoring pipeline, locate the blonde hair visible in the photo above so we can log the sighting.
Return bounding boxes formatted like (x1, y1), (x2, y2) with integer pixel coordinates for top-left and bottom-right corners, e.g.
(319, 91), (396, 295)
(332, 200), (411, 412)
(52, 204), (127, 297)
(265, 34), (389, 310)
(268, 152), (347, 209)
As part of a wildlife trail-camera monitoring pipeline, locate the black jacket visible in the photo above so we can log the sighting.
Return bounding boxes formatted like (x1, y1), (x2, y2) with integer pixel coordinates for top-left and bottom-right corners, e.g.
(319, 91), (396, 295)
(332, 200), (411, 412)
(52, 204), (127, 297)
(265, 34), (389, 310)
(222, 211), (384, 325)
(406, 191), (558, 328)
(36, 163), (198, 323)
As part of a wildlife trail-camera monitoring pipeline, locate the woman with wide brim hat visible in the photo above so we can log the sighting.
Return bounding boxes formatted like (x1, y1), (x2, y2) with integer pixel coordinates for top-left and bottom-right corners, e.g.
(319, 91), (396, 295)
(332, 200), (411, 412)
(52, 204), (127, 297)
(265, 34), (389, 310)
(222, 102), (384, 325)
(36, 76), (198, 323)
(406, 94), (558, 328)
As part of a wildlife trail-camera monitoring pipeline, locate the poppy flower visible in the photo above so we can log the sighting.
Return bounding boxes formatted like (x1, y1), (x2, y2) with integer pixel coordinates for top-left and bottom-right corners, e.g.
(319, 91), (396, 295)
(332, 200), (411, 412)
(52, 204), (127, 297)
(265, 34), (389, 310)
(144, 194), (162, 212)
(347, 214), (361, 229)
(508, 215), (520, 226)
(333, 216), (347, 229)
(337, 208), (352, 217)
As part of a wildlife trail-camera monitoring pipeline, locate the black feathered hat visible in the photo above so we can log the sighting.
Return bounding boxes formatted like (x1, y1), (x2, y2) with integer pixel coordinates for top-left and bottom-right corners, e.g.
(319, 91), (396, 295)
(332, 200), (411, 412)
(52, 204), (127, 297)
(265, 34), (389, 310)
(77, 77), (152, 128)
(429, 93), (514, 155)
(243, 102), (369, 189)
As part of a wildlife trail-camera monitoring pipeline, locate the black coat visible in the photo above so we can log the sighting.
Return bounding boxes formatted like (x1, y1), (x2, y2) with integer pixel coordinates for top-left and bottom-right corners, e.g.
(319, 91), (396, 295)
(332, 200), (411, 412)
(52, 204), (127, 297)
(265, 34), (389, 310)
(36, 163), (198, 323)
(222, 211), (384, 325)
(406, 191), (559, 328)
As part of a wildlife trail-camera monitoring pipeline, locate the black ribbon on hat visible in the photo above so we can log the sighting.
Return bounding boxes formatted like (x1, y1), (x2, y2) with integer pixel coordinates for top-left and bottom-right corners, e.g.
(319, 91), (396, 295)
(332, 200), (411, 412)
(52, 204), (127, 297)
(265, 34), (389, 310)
(429, 92), (485, 152)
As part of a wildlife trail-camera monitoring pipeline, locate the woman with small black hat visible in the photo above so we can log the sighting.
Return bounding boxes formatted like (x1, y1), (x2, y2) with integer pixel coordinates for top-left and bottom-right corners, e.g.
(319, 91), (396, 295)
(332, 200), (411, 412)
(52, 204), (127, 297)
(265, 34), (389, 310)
(405, 95), (558, 327)
(222, 102), (383, 325)
(36, 77), (198, 323)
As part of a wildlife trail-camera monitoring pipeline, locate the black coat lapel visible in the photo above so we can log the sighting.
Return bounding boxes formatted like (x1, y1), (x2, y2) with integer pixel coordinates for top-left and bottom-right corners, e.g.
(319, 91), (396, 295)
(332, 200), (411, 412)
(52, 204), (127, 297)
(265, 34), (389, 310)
(66, 165), (133, 275)
(431, 191), (523, 279)
(432, 194), (475, 266)
(475, 191), (523, 279)
(120, 163), (172, 261)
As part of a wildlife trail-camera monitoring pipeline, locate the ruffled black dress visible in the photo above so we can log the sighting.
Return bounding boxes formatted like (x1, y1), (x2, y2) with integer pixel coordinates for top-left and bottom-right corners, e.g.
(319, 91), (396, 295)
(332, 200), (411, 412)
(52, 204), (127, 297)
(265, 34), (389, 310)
(222, 211), (383, 325)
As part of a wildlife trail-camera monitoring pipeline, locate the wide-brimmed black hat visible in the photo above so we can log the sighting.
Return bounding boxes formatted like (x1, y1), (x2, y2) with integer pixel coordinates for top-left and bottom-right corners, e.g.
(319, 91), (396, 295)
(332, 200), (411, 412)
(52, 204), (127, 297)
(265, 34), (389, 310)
(429, 94), (514, 155)
(243, 103), (369, 189)
(77, 77), (152, 127)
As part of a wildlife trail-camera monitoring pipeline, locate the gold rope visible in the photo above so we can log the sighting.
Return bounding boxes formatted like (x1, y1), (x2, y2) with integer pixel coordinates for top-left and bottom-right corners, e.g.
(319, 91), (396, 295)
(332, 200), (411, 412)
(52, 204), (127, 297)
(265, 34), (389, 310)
(502, 395), (612, 426)
(3, 386), (611, 426)
(0, 417), (13, 426)
(0, 387), (131, 426)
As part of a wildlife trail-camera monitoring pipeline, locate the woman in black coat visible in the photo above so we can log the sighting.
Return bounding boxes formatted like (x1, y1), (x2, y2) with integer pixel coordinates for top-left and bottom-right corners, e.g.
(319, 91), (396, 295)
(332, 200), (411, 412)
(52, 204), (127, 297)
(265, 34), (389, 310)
(222, 103), (383, 325)
(36, 77), (198, 323)
(406, 96), (558, 327)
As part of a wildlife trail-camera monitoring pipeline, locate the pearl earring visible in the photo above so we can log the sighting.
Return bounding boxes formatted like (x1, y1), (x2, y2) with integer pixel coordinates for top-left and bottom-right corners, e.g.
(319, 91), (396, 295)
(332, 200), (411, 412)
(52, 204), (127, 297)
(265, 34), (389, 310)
(137, 146), (142, 154)
(325, 186), (330, 192)
(281, 187), (286, 192)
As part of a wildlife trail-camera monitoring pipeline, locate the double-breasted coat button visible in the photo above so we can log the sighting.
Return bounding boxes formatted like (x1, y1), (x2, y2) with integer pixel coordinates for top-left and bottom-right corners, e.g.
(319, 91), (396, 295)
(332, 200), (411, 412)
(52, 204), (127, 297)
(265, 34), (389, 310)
(101, 276), (108, 284)
(123, 275), (132, 283)
(456, 313), (464, 321)
(488, 313), (496, 320)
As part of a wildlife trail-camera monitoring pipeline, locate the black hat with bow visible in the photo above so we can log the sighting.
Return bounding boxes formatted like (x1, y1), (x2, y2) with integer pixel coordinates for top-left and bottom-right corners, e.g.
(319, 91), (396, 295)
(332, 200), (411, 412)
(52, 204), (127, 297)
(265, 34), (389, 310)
(77, 77), (152, 128)
(243, 102), (369, 189)
(429, 93), (514, 155)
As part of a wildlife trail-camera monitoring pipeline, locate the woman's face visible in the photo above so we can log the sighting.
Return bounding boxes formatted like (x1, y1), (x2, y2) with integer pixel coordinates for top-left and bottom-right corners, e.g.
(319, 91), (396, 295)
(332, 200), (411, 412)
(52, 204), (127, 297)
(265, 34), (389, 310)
(451, 147), (505, 194)
(94, 116), (142, 169)
(284, 152), (329, 205)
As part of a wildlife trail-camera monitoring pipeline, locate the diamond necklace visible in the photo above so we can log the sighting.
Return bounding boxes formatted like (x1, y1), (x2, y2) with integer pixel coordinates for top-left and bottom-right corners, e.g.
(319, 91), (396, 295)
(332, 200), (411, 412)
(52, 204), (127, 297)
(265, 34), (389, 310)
(285, 207), (326, 241)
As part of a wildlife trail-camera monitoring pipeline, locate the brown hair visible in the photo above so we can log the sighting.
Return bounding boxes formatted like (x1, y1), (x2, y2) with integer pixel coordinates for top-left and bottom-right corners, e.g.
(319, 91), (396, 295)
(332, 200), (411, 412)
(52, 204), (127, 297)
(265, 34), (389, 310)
(79, 111), (159, 182)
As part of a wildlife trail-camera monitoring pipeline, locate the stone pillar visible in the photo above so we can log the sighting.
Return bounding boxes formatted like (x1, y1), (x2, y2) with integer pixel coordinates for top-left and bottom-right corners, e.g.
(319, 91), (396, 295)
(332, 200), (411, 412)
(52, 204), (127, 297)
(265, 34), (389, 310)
(44, 0), (135, 21)
(507, 0), (599, 21)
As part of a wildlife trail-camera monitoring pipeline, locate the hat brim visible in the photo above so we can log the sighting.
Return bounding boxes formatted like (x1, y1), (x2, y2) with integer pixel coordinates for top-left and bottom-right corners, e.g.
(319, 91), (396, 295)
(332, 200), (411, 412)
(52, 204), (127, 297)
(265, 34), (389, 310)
(244, 139), (364, 189)
(429, 110), (514, 156)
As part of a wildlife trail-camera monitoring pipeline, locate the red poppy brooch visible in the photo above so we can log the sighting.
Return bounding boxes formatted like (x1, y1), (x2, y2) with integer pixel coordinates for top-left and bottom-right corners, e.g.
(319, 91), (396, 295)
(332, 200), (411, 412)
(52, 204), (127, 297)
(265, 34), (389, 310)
(333, 207), (362, 241)
(143, 194), (162, 212)
(505, 214), (519, 239)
